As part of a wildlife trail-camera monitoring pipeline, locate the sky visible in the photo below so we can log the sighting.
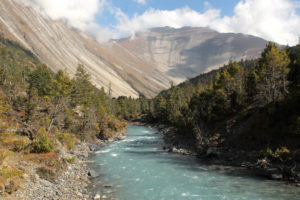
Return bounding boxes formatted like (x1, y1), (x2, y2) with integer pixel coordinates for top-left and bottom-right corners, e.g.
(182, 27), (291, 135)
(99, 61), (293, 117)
(19, 0), (300, 45)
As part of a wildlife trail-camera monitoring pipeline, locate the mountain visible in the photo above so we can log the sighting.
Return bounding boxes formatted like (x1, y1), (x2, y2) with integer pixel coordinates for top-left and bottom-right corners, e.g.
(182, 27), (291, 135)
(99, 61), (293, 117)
(109, 27), (268, 85)
(0, 0), (269, 98)
(0, 0), (140, 97)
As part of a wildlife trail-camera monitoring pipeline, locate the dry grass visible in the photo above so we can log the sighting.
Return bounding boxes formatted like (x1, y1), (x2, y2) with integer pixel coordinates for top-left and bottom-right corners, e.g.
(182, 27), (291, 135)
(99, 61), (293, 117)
(0, 167), (24, 179)
(0, 131), (30, 152)
(25, 152), (57, 163)
(0, 151), (7, 166)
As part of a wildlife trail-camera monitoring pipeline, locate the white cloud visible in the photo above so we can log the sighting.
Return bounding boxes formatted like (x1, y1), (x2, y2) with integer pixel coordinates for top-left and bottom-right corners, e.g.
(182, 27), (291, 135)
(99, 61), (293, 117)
(17, 0), (115, 43)
(17, 0), (300, 45)
(133, 0), (146, 5)
(215, 0), (300, 45)
(114, 0), (300, 45)
(114, 7), (221, 37)
(18, 0), (106, 31)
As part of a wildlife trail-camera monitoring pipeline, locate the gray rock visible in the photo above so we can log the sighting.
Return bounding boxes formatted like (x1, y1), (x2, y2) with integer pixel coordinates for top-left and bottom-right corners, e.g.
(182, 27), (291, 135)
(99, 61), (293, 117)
(94, 193), (101, 200)
(266, 168), (283, 180)
(270, 173), (283, 180)
(39, 179), (52, 187)
(88, 170), (100, 178)
(104, 184), (113, 188)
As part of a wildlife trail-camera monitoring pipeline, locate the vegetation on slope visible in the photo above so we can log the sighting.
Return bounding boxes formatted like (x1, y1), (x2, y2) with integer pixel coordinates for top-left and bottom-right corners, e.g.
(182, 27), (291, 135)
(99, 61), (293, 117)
(0, 34), (140, 196)
(146, 42), (300, 162)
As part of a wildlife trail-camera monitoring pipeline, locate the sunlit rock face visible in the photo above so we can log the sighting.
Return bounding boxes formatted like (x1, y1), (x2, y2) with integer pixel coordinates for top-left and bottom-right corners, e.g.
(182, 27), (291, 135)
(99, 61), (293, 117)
(0, 0), (268, 98)
(112, 27), (268, 85)
(0, 0), (139, 97)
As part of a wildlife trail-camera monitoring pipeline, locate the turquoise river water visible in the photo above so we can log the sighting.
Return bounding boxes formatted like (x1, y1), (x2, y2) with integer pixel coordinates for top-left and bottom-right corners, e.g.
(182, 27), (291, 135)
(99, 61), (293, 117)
(92, 125), (300, 200)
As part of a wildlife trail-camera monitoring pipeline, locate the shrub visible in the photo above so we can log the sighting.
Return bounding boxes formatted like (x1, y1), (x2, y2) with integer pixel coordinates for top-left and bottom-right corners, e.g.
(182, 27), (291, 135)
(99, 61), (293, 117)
(14, 138), (30, 152)
(256, 147), (291, 161)
(98, 116), (127, 140)
(0, 152), (7, 166)
(99, 129), (115, 140)
(257, 147), (273, 158)
(63, 157), (75, 164)
(274, 147), (291, 160)
(48, 160), (56, 167)
(55, 132), (75, 150)
(31, 128), (54, 153)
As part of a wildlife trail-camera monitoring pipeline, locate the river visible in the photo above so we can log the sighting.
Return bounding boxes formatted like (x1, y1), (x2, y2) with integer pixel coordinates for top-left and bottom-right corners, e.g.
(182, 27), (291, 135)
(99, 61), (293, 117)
(91, 125), (300, 200)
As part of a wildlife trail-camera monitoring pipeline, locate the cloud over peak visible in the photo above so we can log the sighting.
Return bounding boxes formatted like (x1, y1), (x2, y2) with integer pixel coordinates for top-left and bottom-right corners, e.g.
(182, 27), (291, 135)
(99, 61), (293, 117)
(17, 0), (300, 45)
(115, 0), (300, 45)
(19, 0), (105, 30)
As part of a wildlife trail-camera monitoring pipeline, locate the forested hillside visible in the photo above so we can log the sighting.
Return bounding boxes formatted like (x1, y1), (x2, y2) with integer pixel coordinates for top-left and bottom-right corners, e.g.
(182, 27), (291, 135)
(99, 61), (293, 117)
(0, 34), (143, 196)
(148, 42), (300, 159)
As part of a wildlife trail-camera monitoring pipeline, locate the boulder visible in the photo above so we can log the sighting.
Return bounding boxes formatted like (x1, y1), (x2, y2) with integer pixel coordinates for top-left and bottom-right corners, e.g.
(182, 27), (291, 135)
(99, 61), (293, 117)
(88, 170), (100, 178)
(103, 184), (112, 188)
(270, 173), (283, 180)
(266, 168), (283, 180)
(94, 193), (101, 200)
(36, 167), (57, 183)
(89, 144), (98, 152)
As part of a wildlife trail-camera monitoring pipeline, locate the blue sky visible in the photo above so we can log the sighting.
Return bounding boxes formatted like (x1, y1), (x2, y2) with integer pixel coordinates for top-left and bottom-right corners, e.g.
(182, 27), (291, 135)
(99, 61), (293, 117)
(97, 0), (241, 28)
(24, 0), (300, 45)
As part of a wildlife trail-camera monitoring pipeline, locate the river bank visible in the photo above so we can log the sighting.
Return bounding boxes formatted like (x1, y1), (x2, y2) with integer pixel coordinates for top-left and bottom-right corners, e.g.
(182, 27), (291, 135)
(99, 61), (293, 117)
(2, 130), (127, 200)
(4, 142), (92, 200)
(143, 123), (300, 187)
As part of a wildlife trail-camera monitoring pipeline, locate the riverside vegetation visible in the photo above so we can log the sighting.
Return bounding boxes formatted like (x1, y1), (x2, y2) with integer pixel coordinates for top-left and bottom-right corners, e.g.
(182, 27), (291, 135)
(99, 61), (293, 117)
(0, 34), (141, 199)
(0, 32), (300, 198)
(145, 42), (300, 183)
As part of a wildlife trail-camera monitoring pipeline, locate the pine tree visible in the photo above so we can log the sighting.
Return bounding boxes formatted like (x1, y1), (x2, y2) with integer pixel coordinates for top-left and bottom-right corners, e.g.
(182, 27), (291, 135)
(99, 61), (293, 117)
(73, 64), (94, 106)
(256, 42), (290, 103)
(28, 64), (54, 96)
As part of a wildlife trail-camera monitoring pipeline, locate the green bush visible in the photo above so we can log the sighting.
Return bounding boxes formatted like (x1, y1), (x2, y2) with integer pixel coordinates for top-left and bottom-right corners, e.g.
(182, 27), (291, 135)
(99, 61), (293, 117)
(256, 147), (291, 161)
(31, 129), (54, 153)
(63, 157), (75, 164)
(14, 138), (29, 152)
(48, 160), (56, 167)
(55, 132), (75, 150)
(274, 147), (291, 160)
(257, 147), (273, 158)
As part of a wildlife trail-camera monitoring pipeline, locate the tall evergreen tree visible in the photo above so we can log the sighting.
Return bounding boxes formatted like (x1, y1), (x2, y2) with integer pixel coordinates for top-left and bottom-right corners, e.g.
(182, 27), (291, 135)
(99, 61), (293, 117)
(256, 42), (290, 103)
(73, 64), (94, 106)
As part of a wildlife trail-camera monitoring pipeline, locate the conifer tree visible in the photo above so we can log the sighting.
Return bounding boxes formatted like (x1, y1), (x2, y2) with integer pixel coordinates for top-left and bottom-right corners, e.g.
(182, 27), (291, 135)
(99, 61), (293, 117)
(73, 64), (94, 107)
(28, 64), (54, 96)
(256, 42), (290, 103)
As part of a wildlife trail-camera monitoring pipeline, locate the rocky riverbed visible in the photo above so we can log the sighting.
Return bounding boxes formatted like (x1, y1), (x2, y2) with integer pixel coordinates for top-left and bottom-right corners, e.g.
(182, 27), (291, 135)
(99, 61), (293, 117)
(3, 143), (92, 200)
(1, 130), (127, 200)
